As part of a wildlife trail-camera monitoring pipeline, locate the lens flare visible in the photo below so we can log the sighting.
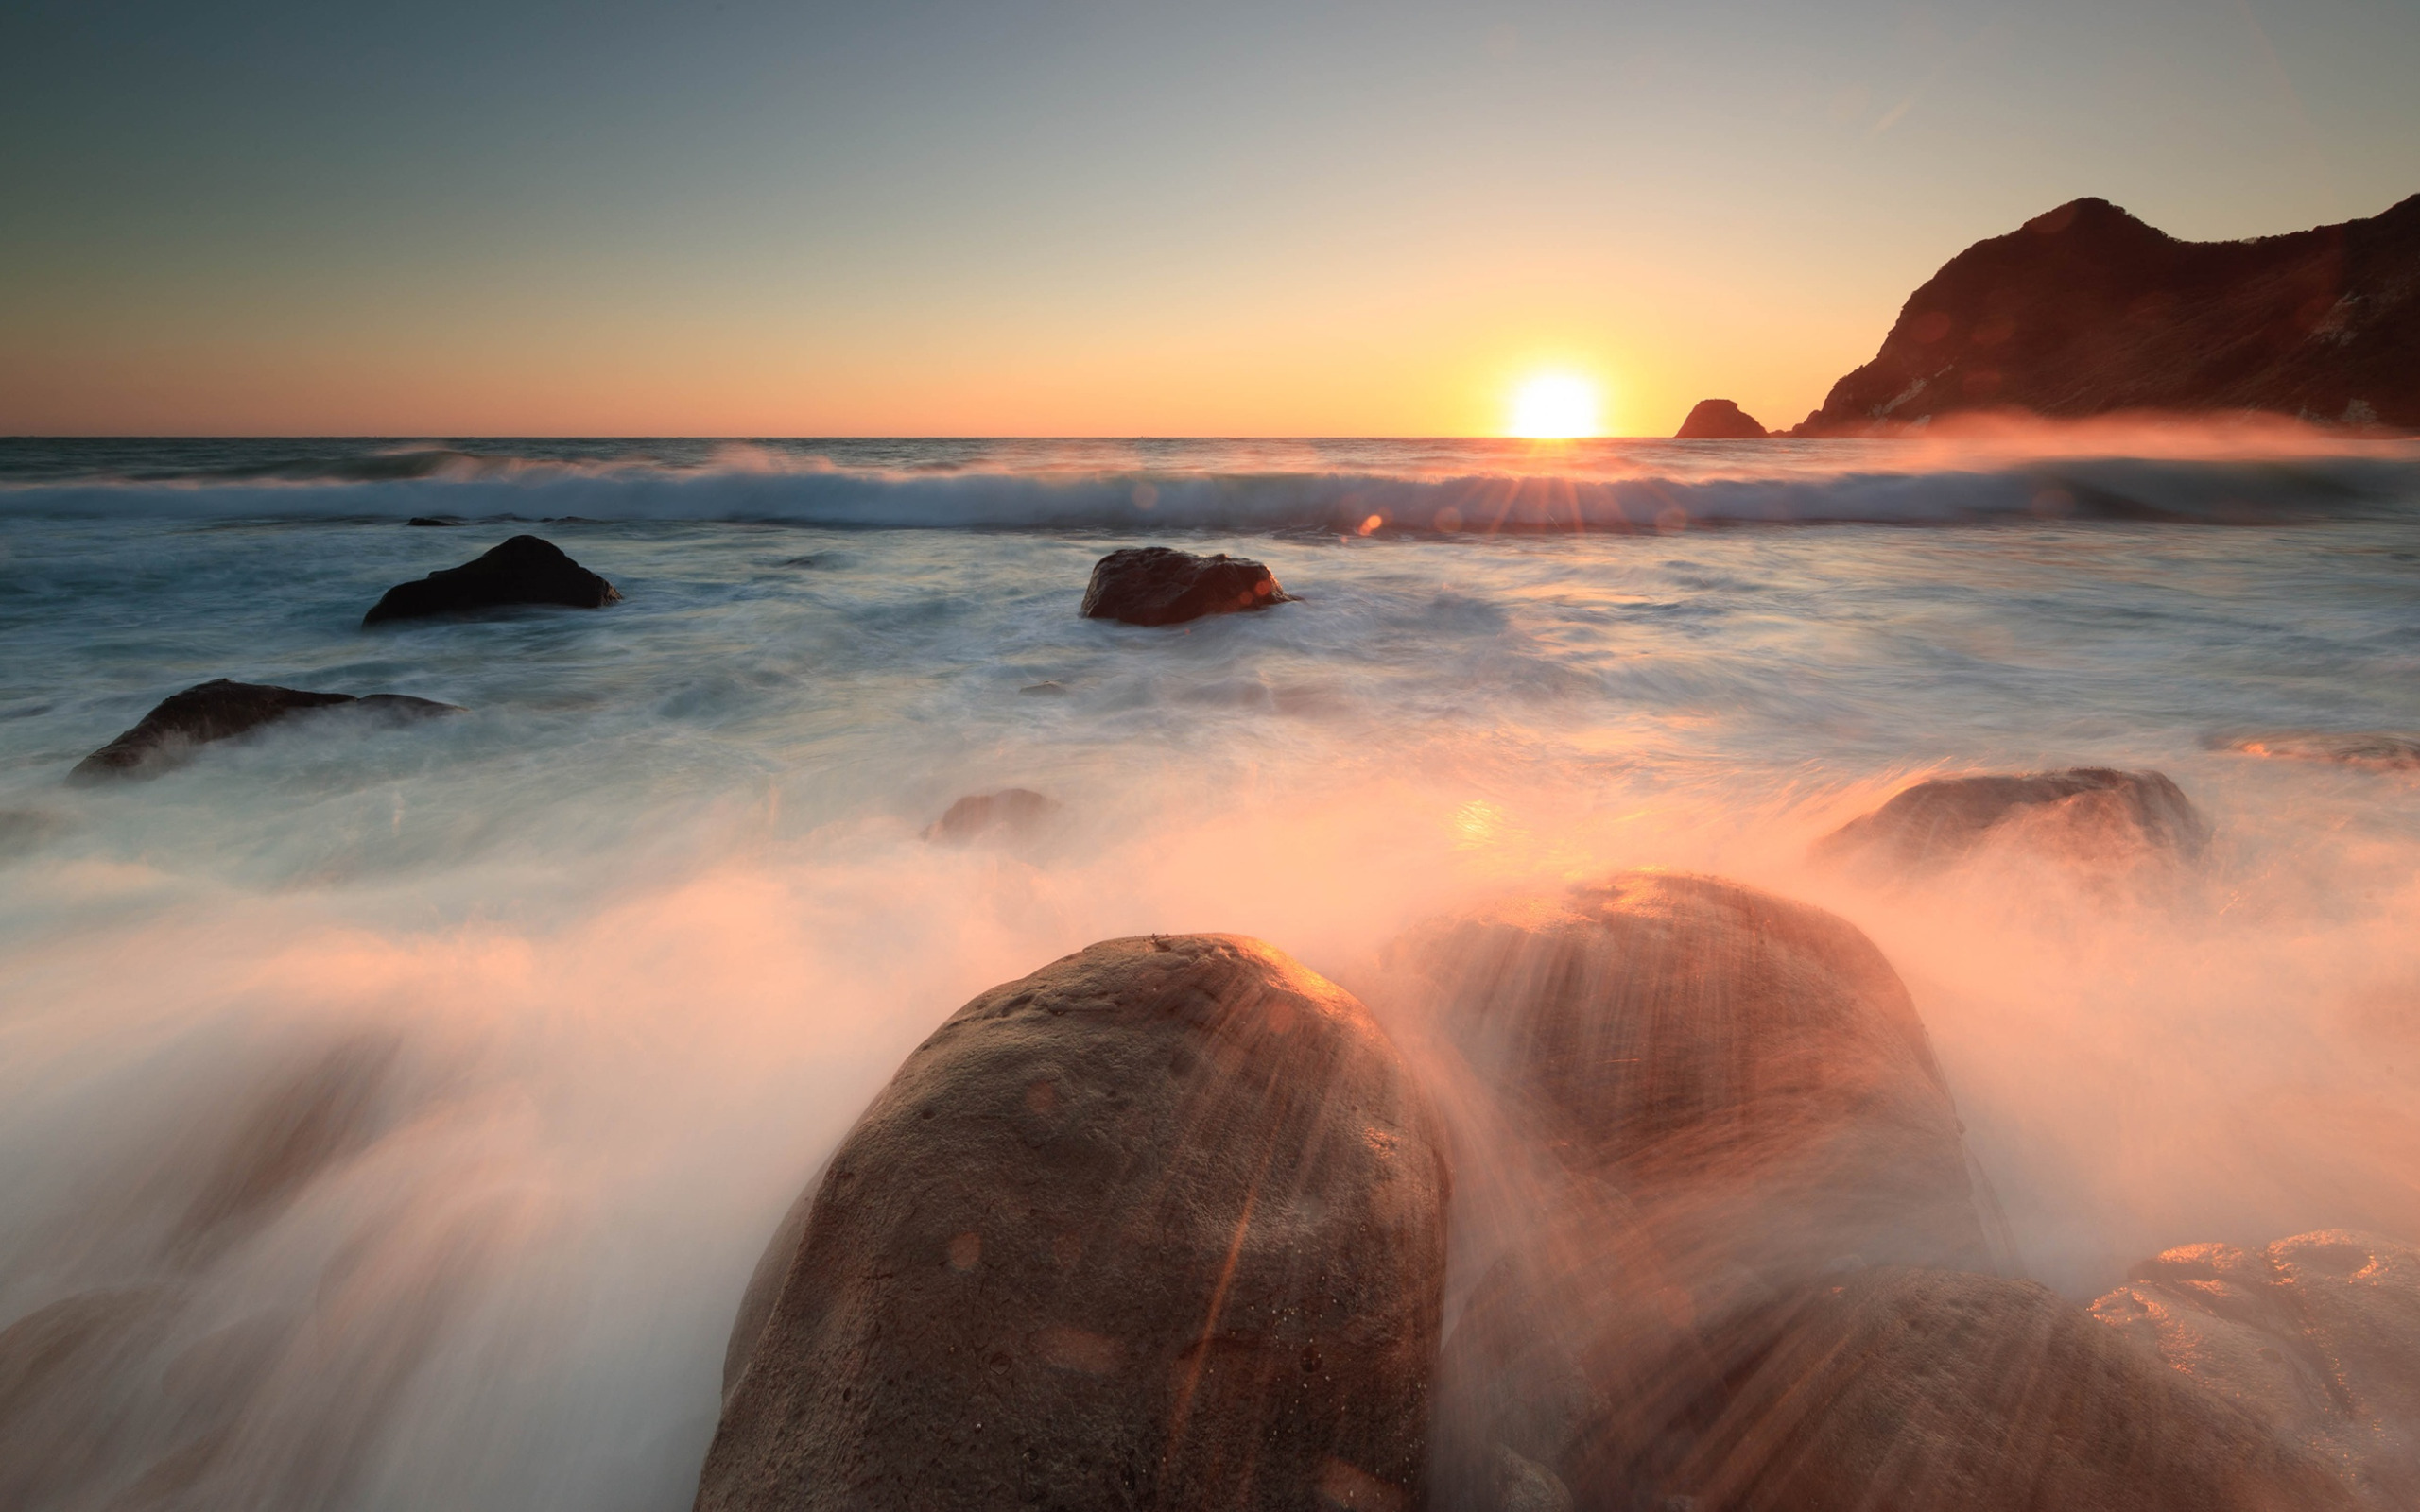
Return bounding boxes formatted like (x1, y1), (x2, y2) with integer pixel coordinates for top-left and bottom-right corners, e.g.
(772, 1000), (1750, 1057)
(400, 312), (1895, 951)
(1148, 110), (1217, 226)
(1508, 374), (1601, 438)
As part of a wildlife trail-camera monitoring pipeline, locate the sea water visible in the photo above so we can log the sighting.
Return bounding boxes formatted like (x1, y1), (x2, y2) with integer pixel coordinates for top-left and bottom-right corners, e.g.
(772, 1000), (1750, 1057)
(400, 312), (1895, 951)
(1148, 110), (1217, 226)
(2, 433), (2416, 1508)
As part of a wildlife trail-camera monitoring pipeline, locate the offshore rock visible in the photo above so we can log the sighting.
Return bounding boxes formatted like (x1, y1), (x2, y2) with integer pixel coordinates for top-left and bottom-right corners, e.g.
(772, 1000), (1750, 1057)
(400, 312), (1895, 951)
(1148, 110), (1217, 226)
(2091, 1230), (2420, 1508)
(2212, 730), (2420, 771)
(1821, 766), (2210, 870)
(923, 788), (1059, 844)
(1676, 1267), (2360, 1511)
(1080, 546), (1291, 627)
(699, 934), (1449, 1512)
(1797, 193), (2420, 433)
(1673, 399), (1768, 438)
(1404, 872), (1993, 1509)
(362, 534), (619, 624)
(69, 679), (462, 782)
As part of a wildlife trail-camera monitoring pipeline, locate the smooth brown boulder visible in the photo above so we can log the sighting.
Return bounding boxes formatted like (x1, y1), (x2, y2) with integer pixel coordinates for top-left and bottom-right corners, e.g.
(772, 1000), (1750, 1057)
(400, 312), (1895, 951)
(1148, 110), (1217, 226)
(69, 679), (462, 782)
(2092, 1230), (2420, 1508)
(1674, 399), (1768, 438)
(1820, 766), (2210, 870)
(1674, 1267), (2359, 1511)
(698, 935), (1449, 1512)
(1402, 872), (1994, 1509)
(1080, 546), (1292, 627)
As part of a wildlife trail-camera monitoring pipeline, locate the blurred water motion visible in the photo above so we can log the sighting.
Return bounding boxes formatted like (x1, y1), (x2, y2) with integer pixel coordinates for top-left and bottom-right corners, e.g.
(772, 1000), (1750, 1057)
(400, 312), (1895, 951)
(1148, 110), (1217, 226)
(0, 436), (2415, 1507)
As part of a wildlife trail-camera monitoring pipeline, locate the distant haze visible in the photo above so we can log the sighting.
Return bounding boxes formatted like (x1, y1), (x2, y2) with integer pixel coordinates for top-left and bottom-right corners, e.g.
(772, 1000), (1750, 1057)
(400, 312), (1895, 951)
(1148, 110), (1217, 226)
(3, 0), (2415, 437)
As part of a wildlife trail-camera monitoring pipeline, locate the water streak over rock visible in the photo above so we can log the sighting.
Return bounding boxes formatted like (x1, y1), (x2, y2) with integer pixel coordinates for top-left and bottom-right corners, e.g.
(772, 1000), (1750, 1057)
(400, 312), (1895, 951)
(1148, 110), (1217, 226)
(69, 679), (462, 782)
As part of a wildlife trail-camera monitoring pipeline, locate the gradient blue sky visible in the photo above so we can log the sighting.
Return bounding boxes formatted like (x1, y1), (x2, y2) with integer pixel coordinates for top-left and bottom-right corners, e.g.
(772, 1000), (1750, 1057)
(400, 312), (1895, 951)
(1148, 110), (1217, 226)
(4, 0), (2414, 435)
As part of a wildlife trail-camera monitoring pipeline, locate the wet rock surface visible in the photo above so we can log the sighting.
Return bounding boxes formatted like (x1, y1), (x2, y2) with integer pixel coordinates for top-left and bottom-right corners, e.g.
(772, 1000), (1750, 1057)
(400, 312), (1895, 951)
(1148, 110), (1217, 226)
(699, 934), (1448, 1512)
(923, 787), (1059, 844)
(1821, 766), (2210, 869)
(2092, 1230), (2420, 1508)
(1674, 399), (1769, 438)
(362, 534), (619, 624)
(69, 679), (462, 782)
(1080, 546), (1291, 627)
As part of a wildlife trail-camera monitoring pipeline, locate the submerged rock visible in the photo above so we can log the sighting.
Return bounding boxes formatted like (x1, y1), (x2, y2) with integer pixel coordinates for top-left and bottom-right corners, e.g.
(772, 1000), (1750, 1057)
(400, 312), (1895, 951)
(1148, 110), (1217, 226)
(1674, 399), (1769, 438)
(68, 679), (462, 782)
(361, 534), (618, 624)
(922, 788), (1058, 844)
(1821, 766), (2210, 869)
(1678, 1266), (2359, 1511)
(2092, 1230), (2420, 1508)
(699, 934), (1449, 1512)
(1404, 872), (1994, 1509)
(1080, 546), (1292, 627)
(2212, 730), (2420, 771)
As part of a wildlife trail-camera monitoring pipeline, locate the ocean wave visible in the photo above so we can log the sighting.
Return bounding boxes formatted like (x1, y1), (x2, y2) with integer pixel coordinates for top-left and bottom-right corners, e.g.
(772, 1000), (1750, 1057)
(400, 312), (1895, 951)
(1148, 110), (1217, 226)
(1, 452), (2413, 532)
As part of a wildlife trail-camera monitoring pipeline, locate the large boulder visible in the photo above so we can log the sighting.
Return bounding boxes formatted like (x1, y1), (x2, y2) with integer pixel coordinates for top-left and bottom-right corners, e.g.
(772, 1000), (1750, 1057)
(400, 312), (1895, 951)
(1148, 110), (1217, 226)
(361, 534), (619, 624)
(697, 934), (1449, 1512)
(1674, 1267), (2360, 1511)
(1821, 766), (2210, 870)
(2091, 1230), (2420, 1508)
(1080, 546), (1291, 627)
(1409, 871), (1991, 1285)
(1401, 872), (1994, 1508)
(68, 679), (461, 782)
(1673, 399), (1768, 438)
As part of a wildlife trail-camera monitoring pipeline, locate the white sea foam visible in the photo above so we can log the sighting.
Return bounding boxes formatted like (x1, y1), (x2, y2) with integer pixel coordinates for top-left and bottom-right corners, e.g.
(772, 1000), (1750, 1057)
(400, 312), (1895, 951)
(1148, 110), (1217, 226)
(1, 439), (2415, 1508)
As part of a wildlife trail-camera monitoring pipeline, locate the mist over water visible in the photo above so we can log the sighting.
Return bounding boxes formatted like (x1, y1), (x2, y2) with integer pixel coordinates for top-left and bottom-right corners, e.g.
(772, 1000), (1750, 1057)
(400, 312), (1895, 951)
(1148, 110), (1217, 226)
(2, 435), (2416, 1508)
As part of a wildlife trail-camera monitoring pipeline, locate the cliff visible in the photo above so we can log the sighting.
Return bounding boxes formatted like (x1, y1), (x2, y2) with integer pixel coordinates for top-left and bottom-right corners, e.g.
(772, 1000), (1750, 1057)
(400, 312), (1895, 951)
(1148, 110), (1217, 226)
(1797, 193), (2420, 434)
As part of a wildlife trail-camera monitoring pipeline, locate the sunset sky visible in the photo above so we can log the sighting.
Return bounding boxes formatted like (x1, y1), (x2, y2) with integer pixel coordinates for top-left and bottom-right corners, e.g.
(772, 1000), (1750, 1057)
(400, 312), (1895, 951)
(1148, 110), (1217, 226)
(4, 0), (2416, 438)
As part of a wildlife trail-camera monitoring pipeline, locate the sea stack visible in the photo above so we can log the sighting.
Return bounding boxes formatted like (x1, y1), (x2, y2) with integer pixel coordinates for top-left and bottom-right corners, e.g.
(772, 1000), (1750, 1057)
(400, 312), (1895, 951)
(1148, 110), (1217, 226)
(362, 535), (619, 625)
(1675, 399), (1769, 438)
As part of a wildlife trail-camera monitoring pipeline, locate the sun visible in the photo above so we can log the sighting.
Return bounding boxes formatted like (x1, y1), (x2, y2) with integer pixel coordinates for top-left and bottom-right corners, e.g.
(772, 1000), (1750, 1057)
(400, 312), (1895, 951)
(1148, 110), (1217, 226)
(1508, 373), (1600, 438)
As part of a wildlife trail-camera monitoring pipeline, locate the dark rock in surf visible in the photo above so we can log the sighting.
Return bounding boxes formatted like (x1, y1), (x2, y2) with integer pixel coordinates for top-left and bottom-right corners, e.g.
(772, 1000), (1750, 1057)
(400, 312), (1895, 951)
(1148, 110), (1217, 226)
(406, 516), (461, 526)
(1795, 193), (2420, 434)
(922, 788), (1058, 844)
(1675, 1266), (2360, 1512)
(1821, 766), (2210, 869)
(1397, 871), (1994, 1509)
(2211, 730), (2420, 771)
(700, 934), (1449, 1512)
(68, 679), (462, 782)
(361, 534), (618, 625)
(2092, 1229), (2420, 1508)
(1080, 546), (1291, 627)
(1674, 399), (1769, 438)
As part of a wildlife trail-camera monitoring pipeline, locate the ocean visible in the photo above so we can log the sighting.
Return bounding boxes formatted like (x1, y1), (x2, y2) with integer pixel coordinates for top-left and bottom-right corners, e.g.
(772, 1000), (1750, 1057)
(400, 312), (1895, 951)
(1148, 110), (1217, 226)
(3, 432), (2416, 1508)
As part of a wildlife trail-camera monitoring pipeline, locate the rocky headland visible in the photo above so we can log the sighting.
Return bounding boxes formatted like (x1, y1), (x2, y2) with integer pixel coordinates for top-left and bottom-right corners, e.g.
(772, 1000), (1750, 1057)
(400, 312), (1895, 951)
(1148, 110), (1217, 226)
(1791, 193), (2420, 434)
